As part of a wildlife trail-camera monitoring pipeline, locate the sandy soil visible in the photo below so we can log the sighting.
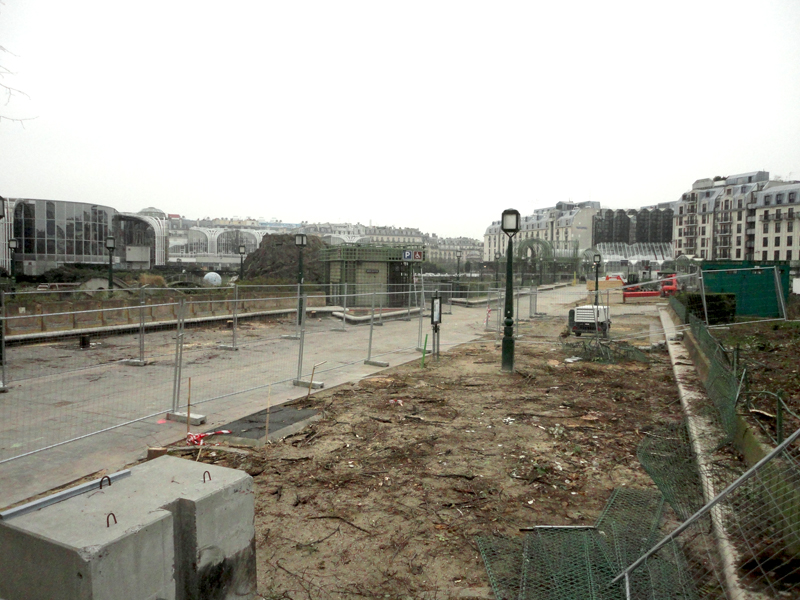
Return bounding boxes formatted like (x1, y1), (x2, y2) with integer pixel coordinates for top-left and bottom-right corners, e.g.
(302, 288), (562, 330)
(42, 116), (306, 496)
(175, 318), (683, 599)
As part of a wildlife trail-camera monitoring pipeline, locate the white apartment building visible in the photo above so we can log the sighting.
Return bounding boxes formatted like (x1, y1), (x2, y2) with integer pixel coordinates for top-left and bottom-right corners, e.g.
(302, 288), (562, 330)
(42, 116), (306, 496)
(424, 236), (483, 267)
(484, 201), (600, 261)
(752, 182), (800, 262)
(672, 171), (799, 262)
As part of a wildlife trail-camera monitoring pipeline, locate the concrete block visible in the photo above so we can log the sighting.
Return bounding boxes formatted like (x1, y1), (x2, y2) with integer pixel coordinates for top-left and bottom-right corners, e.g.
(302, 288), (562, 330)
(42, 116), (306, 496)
(0, 496), (175, 600)
(0, 456), (256, 600)
(166, 411), (207, 426)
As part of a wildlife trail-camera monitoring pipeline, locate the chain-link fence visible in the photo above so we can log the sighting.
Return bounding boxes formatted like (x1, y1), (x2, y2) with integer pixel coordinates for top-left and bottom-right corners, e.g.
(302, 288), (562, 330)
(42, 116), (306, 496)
(1, 282), (503, 464)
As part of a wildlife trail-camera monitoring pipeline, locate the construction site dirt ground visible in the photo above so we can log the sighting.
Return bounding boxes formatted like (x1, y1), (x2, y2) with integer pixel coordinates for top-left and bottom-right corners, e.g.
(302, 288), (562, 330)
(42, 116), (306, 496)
(170, 315), (688, 599)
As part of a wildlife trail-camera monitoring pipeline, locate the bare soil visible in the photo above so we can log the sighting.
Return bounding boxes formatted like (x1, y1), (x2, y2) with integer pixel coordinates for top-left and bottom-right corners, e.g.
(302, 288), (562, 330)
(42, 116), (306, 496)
(179, 322), (683, 599)
(708, 295), (800, 439)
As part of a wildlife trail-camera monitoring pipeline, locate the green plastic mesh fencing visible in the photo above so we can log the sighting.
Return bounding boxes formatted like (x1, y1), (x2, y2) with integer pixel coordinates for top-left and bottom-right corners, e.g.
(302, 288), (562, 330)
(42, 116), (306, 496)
(475, 535), (524, 600)
(688, 314), (741, 441)
(596, 488), (665, 570)
(670, 295), (688, 324)
(478, 489), (673, 600)
(637, 422), (706, 521)
(626, 430), (800, 598)
(560, 338), (650, 365)
(519, 528), (619, 600)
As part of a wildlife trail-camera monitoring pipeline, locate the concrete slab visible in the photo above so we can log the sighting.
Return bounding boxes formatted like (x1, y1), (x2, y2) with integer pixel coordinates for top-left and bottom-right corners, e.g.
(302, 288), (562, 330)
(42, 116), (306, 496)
(0, 456), (256, 600)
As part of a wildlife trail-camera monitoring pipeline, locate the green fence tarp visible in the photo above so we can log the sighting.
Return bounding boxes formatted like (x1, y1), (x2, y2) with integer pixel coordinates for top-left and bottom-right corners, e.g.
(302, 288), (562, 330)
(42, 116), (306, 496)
(701, 262), (790, 318)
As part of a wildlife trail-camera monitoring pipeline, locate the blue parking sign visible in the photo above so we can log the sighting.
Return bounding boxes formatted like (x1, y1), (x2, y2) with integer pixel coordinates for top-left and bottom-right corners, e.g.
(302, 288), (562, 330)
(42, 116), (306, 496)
(403, 250), (412, 260)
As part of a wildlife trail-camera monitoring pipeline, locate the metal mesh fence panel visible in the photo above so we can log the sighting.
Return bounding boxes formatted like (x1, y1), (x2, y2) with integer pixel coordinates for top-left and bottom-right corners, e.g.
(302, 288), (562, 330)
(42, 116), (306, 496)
(687, 314), (741, 441)
(620, 427), (800, 599)
(637, 422), (706, 522)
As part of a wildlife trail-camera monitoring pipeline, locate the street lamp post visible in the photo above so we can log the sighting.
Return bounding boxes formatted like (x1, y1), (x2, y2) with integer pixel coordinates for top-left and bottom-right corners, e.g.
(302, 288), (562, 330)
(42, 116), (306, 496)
(238, 244), (246, 281)
(593, 253), (602, 306)
(494, 252), (500, 288)
(8, 239), (17, 282)
(295, 234), (308, 326)
(105, 236), (115, 290)
(500, 209), (520, 372)
(455, 249), (462, 298)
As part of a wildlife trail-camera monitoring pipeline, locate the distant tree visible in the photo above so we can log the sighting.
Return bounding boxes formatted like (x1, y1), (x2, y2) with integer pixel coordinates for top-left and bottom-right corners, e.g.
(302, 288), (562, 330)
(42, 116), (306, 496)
(1, 39), (33, 123)
(419, 261), (445, 274)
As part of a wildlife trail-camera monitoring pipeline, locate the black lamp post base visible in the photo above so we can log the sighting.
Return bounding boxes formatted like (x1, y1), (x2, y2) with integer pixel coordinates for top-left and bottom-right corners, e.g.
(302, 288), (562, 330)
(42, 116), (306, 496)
(501, 327), (515, 372)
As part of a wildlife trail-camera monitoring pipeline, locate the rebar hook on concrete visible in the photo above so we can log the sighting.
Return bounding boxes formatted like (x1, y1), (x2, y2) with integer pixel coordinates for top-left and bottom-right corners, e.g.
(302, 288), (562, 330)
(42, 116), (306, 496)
(106, 513), (117, 528)
(99, 475), (111, 489)
(203, 471), (211, 483)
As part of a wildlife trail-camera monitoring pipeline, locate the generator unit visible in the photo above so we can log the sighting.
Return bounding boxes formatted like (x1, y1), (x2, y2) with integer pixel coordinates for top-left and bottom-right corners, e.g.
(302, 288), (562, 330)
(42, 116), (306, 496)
(568, 305), (611, 337)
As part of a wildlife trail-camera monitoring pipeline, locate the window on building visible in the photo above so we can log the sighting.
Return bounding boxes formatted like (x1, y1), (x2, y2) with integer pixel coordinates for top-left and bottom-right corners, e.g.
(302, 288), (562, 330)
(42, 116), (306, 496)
(788, 250), (793, 261)
(678, 228), (682, 237)
(726, 188), (732, 195)
(738, 211), (743, 221)
(777, 209), (782, 218)
(763, 237), (768, 247)
(775, 237), (781, 246)
(737, 199), (743, 209)
(789, 221), (794, 233)
(777, 194), (784, 204)
(679, 217), (683, 226)
(789, 192), (796, 203)
(790, 208), (795, 218)
(763, 223), (769, 233)
(701, 226), (706, 235)
(776, 222), (782, 233)
(736, 236), (741, 246)
(736, 248), (742, 258)
(701, 238), (707, 247)
(701, 250), (707, 258)
(774, 250), (780, 261)
(762, 251), (768, 261)
(765, 195), (772, 205)
(788, 237), (793, 246)
(737, 223), (742, 233)
(702, 204), (707, 212)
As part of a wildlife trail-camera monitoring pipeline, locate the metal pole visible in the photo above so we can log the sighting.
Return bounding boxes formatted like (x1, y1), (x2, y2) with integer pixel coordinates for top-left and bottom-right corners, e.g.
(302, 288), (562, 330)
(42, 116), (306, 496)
(0, 290), (7, 390)
(295, 283), (301, 337)
(699, 270), (710, 326)
(107, 249), (114, 290)
(231, 284), (239, 350)
(340, 282), (347, 331)
(594, 260), (600, 306)
(138, 286), (145, 363)
(297, 245), (304, 329)
(378, 288), (384, 326)
(501, 235), (515, 372)
(295, 295), (306, 382)
(367, 292), (376, 362)
(365, 291), (389, 367)
(773, 266), (787, 320)
(417, 277), (424, 351)
(171, 298), (185, 412)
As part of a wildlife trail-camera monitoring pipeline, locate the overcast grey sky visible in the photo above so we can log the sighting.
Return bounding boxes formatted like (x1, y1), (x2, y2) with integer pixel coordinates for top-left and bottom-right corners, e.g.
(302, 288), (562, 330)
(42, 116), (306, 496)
(1, 1), (799, 239)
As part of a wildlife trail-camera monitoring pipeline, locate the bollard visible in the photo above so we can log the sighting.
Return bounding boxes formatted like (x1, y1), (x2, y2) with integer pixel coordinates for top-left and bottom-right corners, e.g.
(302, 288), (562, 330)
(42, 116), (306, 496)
(80, 334), (91, 349)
